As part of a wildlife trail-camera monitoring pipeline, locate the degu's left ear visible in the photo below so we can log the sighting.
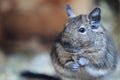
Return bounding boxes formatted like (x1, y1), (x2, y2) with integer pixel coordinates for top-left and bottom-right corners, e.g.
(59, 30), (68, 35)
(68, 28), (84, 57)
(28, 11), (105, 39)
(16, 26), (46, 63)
(66, 4), (76, 18)
(88, 8), (101, 22)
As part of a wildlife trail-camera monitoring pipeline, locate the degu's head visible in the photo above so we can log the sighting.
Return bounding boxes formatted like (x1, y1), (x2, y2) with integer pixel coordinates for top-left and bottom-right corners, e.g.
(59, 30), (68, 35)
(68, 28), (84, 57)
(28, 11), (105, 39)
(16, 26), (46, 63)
(61, 4), (106, 53)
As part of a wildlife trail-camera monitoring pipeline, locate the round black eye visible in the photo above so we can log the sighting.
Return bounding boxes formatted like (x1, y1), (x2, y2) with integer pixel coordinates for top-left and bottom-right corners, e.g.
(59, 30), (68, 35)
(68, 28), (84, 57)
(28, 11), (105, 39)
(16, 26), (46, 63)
(78, 28), (85, 33)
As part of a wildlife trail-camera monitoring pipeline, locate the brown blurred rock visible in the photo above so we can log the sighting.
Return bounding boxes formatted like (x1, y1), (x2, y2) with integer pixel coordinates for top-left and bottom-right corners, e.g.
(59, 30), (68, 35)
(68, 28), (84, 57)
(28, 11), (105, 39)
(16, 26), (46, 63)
(1, 0), (69, 40)
(0, 0), (94, 52)
(0, 50), (5, 73)
(0, 0), (69, 52)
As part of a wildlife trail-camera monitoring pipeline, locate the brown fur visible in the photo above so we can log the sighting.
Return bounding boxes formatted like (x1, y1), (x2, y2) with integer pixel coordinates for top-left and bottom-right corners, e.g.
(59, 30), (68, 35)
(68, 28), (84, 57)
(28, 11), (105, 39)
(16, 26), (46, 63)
(51, 14), (118, 80)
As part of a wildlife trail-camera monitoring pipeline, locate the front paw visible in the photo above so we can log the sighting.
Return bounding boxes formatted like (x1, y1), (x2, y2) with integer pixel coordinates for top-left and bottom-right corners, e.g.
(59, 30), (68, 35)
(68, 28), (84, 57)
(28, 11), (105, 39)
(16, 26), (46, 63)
(64, 61), (80, 71)
(78, 57), (89, 66)
(72, 62), (80, 71)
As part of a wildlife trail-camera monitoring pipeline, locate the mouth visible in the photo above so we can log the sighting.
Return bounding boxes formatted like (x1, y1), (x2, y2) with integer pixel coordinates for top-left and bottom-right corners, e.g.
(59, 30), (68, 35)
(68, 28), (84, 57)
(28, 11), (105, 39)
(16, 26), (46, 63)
(62, 41), (80, 53)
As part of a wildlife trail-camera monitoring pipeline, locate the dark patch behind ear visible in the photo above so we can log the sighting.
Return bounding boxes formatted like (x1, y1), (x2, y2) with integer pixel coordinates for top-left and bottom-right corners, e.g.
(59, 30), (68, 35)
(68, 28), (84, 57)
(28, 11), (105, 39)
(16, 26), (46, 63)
(88, 8), (101, 22)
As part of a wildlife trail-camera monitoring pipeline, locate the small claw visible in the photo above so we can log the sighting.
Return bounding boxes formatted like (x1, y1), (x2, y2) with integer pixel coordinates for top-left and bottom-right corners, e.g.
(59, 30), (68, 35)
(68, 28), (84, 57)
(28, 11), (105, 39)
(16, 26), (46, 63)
(72, 62), (80, 71)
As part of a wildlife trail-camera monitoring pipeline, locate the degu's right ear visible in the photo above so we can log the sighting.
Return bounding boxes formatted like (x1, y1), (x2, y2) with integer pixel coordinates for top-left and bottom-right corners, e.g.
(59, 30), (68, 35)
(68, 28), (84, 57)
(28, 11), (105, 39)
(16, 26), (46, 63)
(88, 8), (101, 22)
(66, 4), (76, 18)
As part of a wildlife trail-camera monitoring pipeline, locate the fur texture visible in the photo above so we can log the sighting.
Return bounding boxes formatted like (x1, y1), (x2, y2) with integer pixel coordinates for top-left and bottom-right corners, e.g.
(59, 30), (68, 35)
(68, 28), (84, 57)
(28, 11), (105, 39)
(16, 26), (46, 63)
(51, 7), (118, 80)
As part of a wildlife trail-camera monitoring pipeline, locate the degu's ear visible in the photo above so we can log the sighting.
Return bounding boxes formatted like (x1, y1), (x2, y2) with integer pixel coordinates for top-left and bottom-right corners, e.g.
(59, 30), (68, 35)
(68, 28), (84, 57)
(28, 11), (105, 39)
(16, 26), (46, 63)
(88, 8), (101, 22)
(66, 4), (76, 18)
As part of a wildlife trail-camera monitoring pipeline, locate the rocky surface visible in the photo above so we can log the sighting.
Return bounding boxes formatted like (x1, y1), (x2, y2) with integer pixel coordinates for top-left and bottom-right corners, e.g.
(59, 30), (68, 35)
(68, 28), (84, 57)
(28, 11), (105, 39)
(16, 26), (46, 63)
(0, 51), (119, 80)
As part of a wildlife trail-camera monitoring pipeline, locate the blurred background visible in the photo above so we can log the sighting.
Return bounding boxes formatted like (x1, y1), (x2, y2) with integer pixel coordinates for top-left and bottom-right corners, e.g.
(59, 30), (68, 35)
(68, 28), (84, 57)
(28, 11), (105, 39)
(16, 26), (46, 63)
(0, 0), (119, 80)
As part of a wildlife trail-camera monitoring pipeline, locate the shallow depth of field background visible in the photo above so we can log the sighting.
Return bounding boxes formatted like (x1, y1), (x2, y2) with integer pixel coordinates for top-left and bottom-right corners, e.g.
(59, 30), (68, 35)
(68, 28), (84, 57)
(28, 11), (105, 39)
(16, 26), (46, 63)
(0, 0), (119, 80)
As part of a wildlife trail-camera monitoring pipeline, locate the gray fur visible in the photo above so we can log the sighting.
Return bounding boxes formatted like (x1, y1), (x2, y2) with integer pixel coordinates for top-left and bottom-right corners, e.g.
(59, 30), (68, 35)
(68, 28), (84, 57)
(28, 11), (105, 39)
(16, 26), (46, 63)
(51, 7), (118, 80)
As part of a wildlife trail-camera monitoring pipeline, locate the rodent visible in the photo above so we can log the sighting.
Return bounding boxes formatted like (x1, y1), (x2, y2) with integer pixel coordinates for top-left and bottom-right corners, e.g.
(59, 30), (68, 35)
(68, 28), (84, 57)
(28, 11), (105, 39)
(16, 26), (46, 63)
(51, 4), (118, 80)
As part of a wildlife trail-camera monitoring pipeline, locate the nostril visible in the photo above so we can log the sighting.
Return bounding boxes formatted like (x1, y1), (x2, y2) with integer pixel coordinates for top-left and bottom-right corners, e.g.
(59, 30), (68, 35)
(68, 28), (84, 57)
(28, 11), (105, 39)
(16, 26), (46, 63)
(63, 42), (71, 48)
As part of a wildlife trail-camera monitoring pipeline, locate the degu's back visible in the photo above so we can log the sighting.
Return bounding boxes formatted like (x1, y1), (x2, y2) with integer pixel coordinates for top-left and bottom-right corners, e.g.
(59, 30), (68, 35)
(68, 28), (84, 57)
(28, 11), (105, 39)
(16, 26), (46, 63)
(51, 5), (118, 80)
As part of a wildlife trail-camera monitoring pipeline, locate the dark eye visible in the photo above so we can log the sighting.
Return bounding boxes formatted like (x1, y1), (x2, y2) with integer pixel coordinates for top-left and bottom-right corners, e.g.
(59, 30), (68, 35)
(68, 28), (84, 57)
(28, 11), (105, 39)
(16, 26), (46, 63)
(78, 28), (85, 33)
